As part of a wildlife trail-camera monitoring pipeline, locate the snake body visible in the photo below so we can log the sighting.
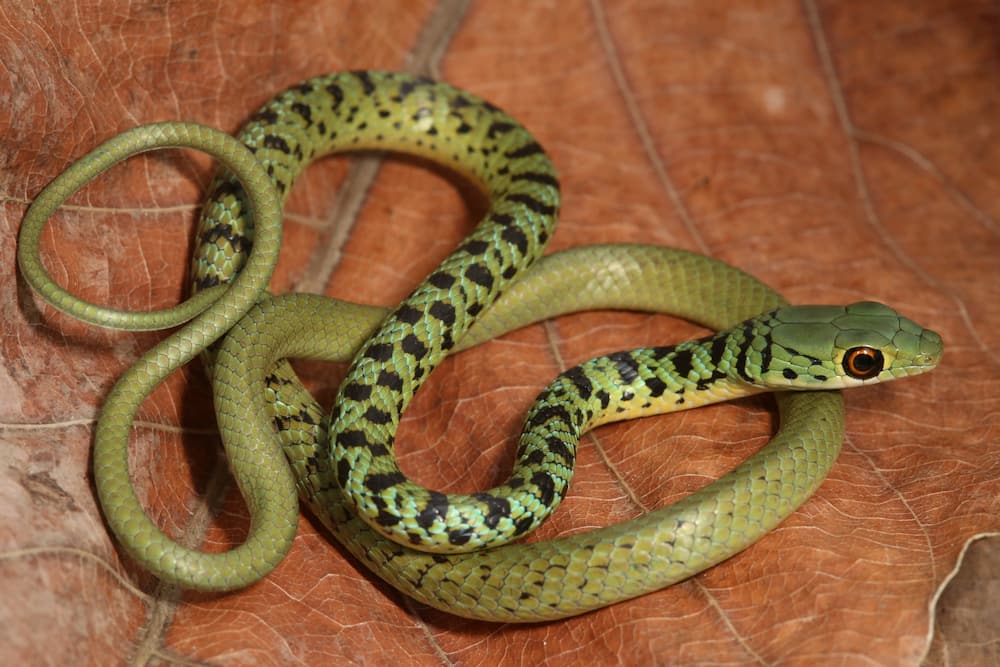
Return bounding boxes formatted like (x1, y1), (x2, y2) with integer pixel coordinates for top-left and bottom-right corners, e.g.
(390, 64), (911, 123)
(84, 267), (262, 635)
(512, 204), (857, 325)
(17, 71), (943, 622)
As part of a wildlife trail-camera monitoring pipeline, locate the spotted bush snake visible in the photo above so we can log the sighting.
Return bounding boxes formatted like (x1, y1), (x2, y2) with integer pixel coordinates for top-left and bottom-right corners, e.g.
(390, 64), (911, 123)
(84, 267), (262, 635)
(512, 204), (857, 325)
(17, 71), (942, 622)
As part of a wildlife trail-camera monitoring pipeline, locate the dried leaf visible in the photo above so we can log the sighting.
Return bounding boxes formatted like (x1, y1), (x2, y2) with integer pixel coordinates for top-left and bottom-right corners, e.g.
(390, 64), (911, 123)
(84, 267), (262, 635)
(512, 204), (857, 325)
(2, 1), (997, 665)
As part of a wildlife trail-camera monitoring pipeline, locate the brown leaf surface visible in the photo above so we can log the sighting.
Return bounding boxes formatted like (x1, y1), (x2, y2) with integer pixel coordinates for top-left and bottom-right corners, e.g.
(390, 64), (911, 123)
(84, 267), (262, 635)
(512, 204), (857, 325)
(2, 1), (997, 665)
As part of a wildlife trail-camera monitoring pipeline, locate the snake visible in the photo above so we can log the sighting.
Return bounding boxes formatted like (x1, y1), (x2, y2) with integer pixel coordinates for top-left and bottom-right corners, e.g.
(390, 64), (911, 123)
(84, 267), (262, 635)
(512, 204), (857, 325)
(16, 71), (943, 622)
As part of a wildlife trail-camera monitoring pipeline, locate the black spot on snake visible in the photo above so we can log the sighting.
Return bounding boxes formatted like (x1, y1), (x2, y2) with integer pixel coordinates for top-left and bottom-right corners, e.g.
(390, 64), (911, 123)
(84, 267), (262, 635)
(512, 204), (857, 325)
(526, 404), (573, 430)
(486, 120), (516, 138)
(336, 429), (371, 449)
(504, 141), (544, 159)
(336, 458), (351, 489)
(513, 515), (535, 536)
(609, 352), (640, 384)
(395, 305), (423, 325)
(473, 493), (511, 529)
(363, 406), (392, 425)
(376, 510), (402, 527)
(376, 370), (403, 391)
(531, 471), (556, 507)
(401, 333), (427, 358)
(501, 226), (529, 256)
(448, 528), (474, 546)
(365, 472), (407, 494)
(263, 135), (291, 153)
(546, 437), (575, 466)
(562, 367), (593, 400)
(709, 334), (728, 369)
(428, 271), (456, 289)
(351, 70), (376, 95)
(459, 239), (489, 255)
(511, 171), (560, 187)
(463, 264), (494, 289)
(290, 102), (313, 126)
(645, 377), (667, 398)
(490, 212), (515, 227)
(671, 349), (694, 378)
(523, 449), (545, 466)
(428, 301), (456, 326)
(506, 192), (555, 216)
(365, 343), (393, 362)
(249, 109), (279, 125)
(416, 491), (449, 529)
(595, 389), (611, 410)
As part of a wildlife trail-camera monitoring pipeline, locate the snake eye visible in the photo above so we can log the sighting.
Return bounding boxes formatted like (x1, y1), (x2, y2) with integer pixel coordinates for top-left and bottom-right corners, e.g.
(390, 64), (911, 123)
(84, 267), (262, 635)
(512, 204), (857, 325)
(843, 347), (884, 380)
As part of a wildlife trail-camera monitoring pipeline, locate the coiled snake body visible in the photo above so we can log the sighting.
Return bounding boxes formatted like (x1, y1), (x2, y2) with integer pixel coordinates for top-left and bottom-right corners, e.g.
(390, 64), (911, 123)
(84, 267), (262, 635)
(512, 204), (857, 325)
(17, 71), (942, 622)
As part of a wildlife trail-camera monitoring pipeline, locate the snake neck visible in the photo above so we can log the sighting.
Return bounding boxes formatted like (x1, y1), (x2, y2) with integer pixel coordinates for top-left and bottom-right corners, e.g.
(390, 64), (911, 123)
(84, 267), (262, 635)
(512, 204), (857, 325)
(514, 329), (767, 471)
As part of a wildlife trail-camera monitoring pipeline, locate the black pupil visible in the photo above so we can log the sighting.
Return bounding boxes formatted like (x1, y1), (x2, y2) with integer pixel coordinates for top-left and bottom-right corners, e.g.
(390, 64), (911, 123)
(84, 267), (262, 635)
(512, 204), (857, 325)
(846, 348), (884, 378)
(854, 354), (875, 371)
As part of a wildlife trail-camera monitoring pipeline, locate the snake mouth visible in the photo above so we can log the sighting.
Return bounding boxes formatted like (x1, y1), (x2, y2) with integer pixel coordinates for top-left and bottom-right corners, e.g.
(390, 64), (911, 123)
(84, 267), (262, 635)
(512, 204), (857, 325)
(913, 328), (944, 371)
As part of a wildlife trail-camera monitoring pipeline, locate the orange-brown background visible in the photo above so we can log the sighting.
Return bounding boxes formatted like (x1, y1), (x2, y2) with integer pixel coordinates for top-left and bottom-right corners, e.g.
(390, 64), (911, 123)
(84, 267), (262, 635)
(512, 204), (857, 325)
(1, 1), (997, 665)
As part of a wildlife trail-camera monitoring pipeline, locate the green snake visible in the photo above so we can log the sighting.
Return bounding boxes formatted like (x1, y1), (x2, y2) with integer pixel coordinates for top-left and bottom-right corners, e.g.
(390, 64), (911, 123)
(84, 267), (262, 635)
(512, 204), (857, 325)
(17, 71), (943, 622)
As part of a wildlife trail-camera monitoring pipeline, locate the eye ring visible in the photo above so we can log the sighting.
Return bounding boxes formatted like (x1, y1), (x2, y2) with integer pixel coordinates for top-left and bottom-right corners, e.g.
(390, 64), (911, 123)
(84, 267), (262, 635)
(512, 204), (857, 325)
(843, 347), (884, 380)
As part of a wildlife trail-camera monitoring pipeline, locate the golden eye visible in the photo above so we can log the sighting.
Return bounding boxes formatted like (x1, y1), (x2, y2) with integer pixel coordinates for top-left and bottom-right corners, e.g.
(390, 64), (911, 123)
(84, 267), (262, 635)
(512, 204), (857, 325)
(843, 347), (884, 380)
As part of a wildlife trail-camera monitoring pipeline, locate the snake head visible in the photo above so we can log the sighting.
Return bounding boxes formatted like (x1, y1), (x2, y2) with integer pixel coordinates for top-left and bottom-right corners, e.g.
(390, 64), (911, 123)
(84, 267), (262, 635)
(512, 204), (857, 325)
(746, 301), (943, 390)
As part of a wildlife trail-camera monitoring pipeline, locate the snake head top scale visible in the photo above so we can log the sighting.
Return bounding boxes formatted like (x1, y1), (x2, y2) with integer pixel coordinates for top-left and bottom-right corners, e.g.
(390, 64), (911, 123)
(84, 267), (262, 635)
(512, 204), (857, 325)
(735, 301), (943, 390)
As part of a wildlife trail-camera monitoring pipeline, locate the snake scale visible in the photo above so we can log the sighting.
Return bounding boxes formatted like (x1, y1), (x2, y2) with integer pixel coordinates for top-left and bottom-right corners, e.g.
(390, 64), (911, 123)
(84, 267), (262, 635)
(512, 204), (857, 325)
(17, 71), (942, 622)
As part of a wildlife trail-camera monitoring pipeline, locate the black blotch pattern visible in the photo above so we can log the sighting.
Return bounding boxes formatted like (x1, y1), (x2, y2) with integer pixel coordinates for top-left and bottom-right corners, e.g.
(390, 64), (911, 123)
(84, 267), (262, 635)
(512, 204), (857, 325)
(365, 343), (394, 362)
(473, 493), (511, 529)
(595, 389), (611, 410)
(325, 83), (344, 108)
(290, 102), (313, 126)
(401, 333), (427, 358)
(428, 301), (456, 326)
(342, 383), (372, 401)
(501, 226), (529, 256)
(464, 264), (494, 289)
(645, 377), (667, 398)
(366, 472), (407, 493)
(506, 193), (556, 216)
(249, 109), (279, 125)
(510, 171), (559, 187)
(377, 370), (403, 391)
(514, 515), (535, 536)
(352, 70), (376, 95)
(526, 404), (573, 430)
(609, 352), (640, 384)
(416, 491), (449, 529)
(671, 349), (694, 378)
(530, 471), (556, 507)
(363, 406), (392, 425)
(263, 135), (291, 153)
(448, 528), (474, 546)
(460, 239), (489, 255)
(562, 367), (594, 400)
(545, 436), (575, 466)
(733, 323), (756, 382)
(429, 272), (456, 289)
(396, 305), (423, 324)
(505, 141), (544, 159)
